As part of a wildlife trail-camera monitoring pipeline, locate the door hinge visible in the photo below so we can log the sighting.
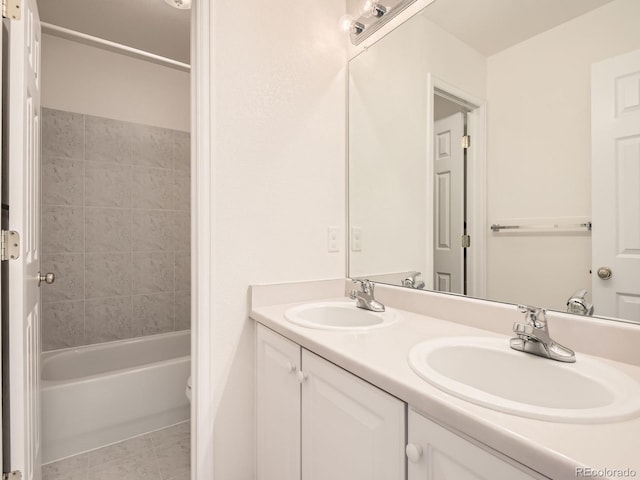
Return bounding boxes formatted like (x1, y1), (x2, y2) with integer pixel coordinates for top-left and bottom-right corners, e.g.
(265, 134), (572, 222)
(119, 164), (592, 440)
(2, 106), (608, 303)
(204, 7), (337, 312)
(461, 234), (471, 248)
(2, 0), (21, 20)
(3, 471), (23, 480)
(1, 230), (20, 261)
(461, 135), (471, 149)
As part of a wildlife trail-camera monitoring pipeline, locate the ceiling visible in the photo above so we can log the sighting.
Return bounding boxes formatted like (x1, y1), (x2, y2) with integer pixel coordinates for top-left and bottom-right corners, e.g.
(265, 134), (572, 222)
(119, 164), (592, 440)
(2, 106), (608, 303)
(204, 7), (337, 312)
(423, 0), (616, 56)
(37, 0), (190, 64)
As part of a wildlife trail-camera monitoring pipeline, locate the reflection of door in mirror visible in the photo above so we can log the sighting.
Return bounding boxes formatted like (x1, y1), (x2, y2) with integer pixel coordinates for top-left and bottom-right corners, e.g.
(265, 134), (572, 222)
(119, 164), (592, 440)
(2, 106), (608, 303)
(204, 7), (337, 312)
(592, 48), (640, 322)
(433, 109), (465, 294)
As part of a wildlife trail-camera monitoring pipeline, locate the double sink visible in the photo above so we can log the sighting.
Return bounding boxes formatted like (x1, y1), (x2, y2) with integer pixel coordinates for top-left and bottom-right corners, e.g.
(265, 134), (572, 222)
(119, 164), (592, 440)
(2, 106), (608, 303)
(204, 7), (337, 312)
(284, 301), (640, 424)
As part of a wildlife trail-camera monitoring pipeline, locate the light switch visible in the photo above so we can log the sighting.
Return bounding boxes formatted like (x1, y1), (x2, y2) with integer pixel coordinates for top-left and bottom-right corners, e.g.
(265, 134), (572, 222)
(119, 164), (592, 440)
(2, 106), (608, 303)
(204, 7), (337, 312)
(351, 227), (362, 252)
(327, 226), (339, 252)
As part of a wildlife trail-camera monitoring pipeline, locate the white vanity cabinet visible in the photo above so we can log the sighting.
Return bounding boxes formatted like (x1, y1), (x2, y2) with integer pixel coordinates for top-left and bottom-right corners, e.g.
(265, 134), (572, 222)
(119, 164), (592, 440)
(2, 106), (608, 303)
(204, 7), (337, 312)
(406, 409), (543, 480)
(256, 324), (406, 480)
(256, 324), (301, 480)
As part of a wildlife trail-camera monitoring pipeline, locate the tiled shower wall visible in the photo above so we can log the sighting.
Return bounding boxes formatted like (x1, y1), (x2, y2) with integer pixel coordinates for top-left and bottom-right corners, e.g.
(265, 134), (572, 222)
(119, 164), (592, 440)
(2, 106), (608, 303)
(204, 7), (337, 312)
(41, 108), (191, 351)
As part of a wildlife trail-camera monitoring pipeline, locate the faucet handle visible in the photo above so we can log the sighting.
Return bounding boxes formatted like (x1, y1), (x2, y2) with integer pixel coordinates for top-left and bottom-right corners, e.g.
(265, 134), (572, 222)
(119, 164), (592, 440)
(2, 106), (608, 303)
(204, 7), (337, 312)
(352, 278), (373, 294)
(517, 304), (547, 328)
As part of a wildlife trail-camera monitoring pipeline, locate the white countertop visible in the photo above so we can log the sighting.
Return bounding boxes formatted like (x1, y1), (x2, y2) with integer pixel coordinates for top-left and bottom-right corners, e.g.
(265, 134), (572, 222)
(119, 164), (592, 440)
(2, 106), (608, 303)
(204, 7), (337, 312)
(250, 287), (640, 480)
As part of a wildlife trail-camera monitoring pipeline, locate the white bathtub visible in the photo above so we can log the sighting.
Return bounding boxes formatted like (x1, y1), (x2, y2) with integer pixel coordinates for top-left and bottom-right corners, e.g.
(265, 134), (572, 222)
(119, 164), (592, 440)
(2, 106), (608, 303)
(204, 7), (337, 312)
(41, 330), (190, 463)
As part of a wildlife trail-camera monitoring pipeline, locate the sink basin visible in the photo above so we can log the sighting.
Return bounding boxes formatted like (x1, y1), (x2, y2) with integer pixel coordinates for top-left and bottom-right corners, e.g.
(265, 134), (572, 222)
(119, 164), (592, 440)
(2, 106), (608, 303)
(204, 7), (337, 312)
(285, 301), (398, 331)
(408, 336), (640, 423)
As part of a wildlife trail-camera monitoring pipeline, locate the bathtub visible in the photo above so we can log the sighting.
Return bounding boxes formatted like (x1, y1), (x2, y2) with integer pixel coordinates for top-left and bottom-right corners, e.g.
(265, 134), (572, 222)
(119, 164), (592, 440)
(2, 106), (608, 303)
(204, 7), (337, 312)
(41, 330), (190, 463)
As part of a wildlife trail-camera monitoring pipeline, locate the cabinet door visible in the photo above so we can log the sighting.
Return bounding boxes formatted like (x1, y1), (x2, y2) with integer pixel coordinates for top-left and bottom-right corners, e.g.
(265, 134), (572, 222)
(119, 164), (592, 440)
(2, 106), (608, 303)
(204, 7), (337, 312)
(301, 350), (405, 480)
(407, 409), (541, 480)
(256, 325), (301, 480)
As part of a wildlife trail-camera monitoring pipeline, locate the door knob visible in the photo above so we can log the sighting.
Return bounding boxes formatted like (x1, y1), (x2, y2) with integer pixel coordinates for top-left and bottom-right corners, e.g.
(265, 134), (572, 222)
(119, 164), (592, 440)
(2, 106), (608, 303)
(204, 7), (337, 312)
(38, 272), (55, 286)
(597, 267), (612, 280)
(406, 443), (423, 463)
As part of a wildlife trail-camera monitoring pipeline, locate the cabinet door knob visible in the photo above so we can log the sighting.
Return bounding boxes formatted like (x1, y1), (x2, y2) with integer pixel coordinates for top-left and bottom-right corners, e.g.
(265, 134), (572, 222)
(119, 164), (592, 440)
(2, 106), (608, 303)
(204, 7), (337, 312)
(286, 362), (296, 374)
(296, 370), (308, 384)
(406, 443), (423, 463)
(597, 267), (612, 280)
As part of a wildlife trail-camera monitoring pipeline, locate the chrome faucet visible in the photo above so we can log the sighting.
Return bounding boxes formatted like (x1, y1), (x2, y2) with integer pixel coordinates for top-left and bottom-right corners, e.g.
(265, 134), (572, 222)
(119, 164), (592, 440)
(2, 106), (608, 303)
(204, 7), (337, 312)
(566, 289), (594, 316)
(510, 304), (575, 363)
(349, 279), (385, 312)
(402, 271), (425, 289)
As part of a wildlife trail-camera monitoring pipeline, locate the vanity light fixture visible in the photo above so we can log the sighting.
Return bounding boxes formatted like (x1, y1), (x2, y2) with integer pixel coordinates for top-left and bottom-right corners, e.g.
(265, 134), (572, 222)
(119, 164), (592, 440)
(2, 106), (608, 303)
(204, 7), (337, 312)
(343, 0), (417, 46)
(164, 0), (191, 10)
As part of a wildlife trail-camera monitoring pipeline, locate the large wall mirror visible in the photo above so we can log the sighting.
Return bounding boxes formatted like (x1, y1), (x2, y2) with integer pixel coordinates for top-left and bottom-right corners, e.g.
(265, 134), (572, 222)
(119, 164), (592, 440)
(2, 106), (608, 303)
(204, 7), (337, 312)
(348, 0), (640, 323)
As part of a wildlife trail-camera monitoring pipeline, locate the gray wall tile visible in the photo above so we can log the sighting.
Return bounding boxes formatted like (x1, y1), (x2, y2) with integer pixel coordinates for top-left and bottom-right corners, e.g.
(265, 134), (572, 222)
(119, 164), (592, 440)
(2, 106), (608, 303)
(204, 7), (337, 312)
(175, 292), (190, 331)
(42, 253), (84, 303)
(85, 253), (132, 299)
(174, 170), (190, 211)
(174, 212), (190, 252)
(41, 110), (191, 350)
(174, 131), (190, 172)
(42, 205), (84, 253)
(42, 157), (84, 206)
(132, 252), (174, 294)
(85, 296), (132, 344)
(85, 115), (131, 164)
(42, 301), (85, 351)
(132, 167), (173, 210)
(132, 210), (174, 252)
(42, 108), (84, 160)
(175, 251), (190, 294)
(85, 162), (132, 208)
(133, 293), (175, 336)
(85, 208), (132, 253)
(132, 124), (173, 169)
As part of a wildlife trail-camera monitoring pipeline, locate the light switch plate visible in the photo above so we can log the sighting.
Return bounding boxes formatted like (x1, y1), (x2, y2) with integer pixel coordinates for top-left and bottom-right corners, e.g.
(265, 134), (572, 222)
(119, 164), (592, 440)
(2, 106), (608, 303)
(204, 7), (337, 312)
(351, 227), (362, 252)
(327, 226), (339, 252)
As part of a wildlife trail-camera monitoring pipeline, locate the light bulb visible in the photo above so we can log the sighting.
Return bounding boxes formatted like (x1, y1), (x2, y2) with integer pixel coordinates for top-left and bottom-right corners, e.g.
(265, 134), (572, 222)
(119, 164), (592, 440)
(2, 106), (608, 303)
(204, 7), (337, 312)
(164, 0), (191, 10)
(339, 14), (354, 33)
(361, 0), (387, 18)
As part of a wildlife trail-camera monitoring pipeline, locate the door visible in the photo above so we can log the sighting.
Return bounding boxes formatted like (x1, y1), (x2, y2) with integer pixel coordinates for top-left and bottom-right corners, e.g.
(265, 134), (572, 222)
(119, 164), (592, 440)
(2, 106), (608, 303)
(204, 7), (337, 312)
(7, 0), (42, 478)
(592, 49), (640, 322)
(301, 350), (405, 480)
(433, 112), (465, 294)
(407, 409), (539, 480)
(256, 325), (301, 480)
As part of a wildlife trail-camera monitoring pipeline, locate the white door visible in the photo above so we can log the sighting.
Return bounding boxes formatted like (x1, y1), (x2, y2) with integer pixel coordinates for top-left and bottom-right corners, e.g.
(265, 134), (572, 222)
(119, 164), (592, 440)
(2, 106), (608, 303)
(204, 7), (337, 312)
(301, 350), (405, 480)
(592, 49), (640, 322)
(407, 409), (539, 480)
(8, 0), (42, 478)
(433, 112), (464, 294)
(256, 325), (301, 480)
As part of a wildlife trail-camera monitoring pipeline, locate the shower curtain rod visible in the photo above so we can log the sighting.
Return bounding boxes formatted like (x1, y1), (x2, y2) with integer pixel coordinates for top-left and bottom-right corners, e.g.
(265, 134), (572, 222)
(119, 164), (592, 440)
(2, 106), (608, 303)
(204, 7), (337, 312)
(41, 22), (191, 72)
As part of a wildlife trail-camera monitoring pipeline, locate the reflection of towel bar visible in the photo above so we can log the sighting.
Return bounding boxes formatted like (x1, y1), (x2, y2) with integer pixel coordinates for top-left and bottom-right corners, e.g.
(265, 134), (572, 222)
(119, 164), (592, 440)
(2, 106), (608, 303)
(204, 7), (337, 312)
(490, 222), (592, 232)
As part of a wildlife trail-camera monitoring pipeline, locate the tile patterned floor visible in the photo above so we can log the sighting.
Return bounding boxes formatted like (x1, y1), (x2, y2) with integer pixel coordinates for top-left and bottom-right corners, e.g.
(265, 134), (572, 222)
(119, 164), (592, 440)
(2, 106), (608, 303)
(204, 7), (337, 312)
(42, 421), (190, 480)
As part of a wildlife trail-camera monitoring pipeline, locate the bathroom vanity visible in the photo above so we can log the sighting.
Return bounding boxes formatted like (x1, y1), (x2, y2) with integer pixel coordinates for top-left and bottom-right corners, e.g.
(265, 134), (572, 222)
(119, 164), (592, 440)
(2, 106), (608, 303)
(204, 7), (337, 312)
(251, 279), (640, 480)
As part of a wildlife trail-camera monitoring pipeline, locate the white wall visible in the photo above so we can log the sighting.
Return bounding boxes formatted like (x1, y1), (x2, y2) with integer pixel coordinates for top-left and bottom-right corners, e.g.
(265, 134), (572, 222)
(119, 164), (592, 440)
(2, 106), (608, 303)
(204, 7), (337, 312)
(42, 34), (190, 131)
(486, 0), (640, 309)
(349, 9), (485, 280)
(208, 0), (347, 478)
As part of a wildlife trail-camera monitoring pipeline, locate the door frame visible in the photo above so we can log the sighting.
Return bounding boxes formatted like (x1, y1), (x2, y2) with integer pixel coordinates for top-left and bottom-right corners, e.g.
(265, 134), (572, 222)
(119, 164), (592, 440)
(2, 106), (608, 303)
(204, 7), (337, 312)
(191, 0), (214, 479)
(426, 73), (487, 298)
